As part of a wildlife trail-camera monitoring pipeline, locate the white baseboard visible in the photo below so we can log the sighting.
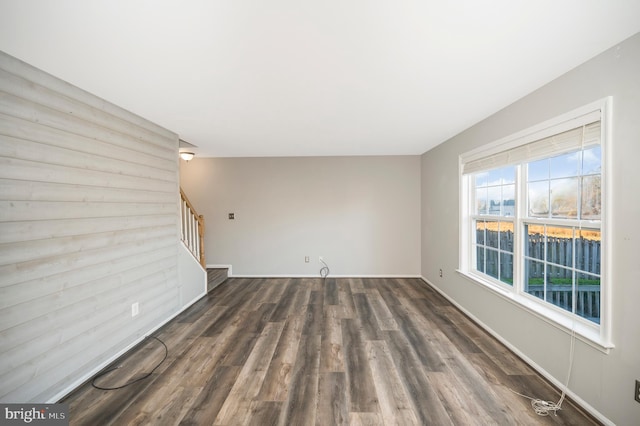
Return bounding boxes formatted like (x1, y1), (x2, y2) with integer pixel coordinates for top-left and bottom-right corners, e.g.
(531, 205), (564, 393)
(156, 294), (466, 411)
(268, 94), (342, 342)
(225, 274), (422, 279)
(418, 276), (612, 426)
(50, 290), (206, 404)
(330, 274), (422, 278)
(203, 263), (420, 280)
(206, 264), (232, 277)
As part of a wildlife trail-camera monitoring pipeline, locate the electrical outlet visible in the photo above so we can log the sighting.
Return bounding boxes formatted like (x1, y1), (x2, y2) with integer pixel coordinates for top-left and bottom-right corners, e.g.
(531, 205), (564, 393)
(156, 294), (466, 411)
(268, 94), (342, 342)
(635, 380), (640, 403)
(304, 256), (310, 263)
(319, 256), (323, 262)
(228, 213), (235, 220)
(131, 302), (139, 317)
(439, 269), (443, 278)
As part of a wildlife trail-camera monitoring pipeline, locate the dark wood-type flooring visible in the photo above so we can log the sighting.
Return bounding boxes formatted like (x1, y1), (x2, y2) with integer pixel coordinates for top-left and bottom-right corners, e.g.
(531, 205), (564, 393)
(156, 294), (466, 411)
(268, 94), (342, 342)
(207, 268), (229, 293)
(63, 277), (599, 425)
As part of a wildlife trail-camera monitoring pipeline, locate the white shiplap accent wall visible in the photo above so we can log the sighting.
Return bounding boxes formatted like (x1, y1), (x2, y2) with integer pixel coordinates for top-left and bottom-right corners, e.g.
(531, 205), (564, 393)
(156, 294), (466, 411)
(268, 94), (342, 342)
(0, 51), (181, 402)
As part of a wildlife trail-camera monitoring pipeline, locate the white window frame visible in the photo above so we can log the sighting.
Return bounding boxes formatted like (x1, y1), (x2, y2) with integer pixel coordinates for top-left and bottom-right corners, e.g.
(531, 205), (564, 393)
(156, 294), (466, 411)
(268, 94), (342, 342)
(458, 98), (613, 351)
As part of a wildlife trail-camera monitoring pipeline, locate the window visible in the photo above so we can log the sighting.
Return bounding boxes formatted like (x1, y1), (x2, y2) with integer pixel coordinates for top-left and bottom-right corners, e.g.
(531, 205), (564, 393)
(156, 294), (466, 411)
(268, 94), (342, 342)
(459, 99), (611, 348)
(472, 166), (515, 285)
(523, 145), (602, 324)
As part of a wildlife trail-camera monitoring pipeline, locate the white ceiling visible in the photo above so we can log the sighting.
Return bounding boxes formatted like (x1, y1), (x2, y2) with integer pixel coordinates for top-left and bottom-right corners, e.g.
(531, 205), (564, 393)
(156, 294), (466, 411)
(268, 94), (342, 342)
(1, 1), (639, 157)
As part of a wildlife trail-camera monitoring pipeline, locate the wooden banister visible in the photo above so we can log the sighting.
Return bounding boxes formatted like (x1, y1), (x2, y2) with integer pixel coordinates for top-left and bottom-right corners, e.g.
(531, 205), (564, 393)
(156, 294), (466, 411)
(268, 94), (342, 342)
(180, 188), (206, 268)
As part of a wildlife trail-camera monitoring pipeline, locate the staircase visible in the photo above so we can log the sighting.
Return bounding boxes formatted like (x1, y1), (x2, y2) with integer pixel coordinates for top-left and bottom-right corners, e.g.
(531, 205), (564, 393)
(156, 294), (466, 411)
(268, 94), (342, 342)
(180, 188), (205, 268)
(181, 187), (228, 293)
(207, 268), (228, 293)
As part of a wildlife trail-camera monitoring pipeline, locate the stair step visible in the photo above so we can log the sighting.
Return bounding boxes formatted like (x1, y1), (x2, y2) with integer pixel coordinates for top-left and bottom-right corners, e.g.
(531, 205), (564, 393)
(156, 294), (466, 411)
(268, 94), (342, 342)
(207, 268), (228, 293)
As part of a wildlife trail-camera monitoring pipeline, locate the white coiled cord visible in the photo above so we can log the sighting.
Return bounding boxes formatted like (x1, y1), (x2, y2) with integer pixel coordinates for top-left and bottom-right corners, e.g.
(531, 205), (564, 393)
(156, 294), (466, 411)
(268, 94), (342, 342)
(511, 324), (576, 416)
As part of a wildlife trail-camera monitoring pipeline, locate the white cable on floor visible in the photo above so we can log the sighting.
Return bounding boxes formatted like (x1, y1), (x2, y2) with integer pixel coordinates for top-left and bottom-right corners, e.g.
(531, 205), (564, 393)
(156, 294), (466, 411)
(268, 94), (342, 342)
(510, 324), (576, 416)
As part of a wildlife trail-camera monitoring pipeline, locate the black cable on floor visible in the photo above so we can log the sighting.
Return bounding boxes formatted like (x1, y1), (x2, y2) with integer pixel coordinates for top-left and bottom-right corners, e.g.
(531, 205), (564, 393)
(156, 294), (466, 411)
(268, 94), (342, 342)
(320, 258), (330, 278)
(91, 335), (168, 391)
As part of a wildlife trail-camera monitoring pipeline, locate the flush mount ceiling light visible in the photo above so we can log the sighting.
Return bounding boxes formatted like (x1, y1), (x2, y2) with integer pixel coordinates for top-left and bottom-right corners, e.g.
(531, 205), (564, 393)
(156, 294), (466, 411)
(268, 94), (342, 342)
(180, 152), (195, 161)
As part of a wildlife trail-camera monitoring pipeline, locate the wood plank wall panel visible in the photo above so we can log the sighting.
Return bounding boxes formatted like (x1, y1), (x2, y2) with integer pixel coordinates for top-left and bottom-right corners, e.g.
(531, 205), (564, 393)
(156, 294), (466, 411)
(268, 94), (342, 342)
(0, 51), (180, 403)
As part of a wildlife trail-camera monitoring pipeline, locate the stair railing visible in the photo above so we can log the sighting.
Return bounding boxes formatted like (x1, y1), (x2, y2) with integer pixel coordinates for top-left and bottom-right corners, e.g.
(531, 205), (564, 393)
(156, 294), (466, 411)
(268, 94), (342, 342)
(180, 188), (205, 268)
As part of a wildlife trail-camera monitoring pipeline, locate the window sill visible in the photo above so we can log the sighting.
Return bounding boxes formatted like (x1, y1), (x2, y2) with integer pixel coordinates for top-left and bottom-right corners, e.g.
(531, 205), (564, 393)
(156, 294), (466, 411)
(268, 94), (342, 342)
(456, 269), (614, 353)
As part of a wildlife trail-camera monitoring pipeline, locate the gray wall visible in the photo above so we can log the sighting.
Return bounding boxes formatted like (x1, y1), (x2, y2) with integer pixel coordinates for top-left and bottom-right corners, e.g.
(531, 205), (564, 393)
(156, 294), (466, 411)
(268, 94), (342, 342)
(420, 33), (640, 425)
(178, 243), (207, 307)
(180, 156), (421, 276)
(0, 51), (191, 402)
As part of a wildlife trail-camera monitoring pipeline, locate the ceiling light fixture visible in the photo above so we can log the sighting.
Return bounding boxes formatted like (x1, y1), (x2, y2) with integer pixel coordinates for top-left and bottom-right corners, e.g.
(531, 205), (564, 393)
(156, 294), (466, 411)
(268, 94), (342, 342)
(180, 152), (195, 161)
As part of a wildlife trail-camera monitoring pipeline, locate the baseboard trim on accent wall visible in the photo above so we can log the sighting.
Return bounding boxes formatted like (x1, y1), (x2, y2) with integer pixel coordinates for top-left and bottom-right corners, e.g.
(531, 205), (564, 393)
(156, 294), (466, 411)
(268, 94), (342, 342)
(50, 290), (207, 404)
(418, 276), (612, 426)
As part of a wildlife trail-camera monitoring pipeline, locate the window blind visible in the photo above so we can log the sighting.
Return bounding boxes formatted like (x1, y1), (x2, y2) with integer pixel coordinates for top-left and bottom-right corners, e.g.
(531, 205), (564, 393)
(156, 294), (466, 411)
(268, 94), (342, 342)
(462, 116), (601, 175)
